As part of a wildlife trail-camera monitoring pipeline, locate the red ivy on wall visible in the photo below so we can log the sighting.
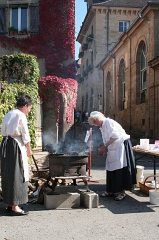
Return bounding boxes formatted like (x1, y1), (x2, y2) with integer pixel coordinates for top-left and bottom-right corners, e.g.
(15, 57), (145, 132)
(0, 0), (77, 124)
(38, 76), (78, 124)
(0, 0), (75, 78)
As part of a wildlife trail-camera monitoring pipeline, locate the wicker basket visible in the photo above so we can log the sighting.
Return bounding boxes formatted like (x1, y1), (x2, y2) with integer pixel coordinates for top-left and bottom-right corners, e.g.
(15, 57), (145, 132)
(139, 175), (159, 195)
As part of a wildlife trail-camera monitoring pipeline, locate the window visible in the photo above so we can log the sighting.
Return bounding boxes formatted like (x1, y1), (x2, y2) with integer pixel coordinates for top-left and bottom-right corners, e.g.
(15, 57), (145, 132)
(86, 59), (88, 70)
(140, 44), (146, 90)
(90, 87), (93, 111)
(82, 65), (84, 76)
(122, 66), (125, 110)
(91, 25), (93, 35)
(140, 44), (146, 103)
(136, 41), (147, 104)
(10, 5), (28, 32)
(86, 92), (88, 111)
(118, 59), (125, 111)
(91, 51), (93, 66)
(119, 21), (130, 32)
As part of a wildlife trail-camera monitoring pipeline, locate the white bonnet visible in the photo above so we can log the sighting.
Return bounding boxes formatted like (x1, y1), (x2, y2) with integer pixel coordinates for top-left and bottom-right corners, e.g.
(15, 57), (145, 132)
(90, 111), (104, 118)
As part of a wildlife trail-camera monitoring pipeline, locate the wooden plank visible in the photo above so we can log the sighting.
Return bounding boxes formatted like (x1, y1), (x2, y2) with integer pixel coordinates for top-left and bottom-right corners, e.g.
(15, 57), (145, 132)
(55, 176), (92, 179)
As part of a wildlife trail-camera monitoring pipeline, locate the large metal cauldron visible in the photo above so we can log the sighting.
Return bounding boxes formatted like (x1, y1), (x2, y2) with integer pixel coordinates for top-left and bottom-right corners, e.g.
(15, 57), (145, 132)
(48, 154), (88, 177)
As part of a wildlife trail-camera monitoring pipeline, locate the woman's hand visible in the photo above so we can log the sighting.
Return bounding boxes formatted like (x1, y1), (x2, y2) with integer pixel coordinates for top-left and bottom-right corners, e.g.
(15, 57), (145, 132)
(27, 149), (33, 157)
(97, 145), (108, 156)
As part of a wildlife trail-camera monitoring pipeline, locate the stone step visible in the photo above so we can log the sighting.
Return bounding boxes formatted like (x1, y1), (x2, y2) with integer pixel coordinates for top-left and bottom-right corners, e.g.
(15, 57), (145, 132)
(44, 192), (80, 209)
(44, 189), (99, 209)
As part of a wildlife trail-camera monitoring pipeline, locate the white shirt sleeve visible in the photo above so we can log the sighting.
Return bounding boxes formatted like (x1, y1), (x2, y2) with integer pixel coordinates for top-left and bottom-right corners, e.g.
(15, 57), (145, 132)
(19, 115), (31, 145)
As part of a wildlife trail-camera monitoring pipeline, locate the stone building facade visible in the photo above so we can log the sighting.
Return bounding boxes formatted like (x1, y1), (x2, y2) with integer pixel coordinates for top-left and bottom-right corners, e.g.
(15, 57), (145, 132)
(76, 0), (159, 129)
(98, 2), (159, 139)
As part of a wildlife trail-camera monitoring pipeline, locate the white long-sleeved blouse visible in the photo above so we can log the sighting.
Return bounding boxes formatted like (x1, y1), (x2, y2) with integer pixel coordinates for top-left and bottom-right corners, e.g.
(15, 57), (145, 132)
(1, 108), (30, 144)
(100, 118), (130, 171)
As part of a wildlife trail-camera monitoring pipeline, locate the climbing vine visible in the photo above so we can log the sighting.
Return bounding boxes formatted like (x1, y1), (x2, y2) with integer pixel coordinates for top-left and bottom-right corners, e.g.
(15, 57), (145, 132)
(0, 0), (75, 78)
(0, 53), (39, 148)
(38, 76), (78, 124)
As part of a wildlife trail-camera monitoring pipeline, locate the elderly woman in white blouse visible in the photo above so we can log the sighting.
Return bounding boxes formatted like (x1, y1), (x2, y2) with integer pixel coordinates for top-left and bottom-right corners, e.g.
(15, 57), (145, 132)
(88, 111), (136, 201)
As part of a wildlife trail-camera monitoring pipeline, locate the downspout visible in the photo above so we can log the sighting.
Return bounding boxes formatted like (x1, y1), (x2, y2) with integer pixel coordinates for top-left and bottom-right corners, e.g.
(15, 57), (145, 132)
(148, 61), (156, 139)
(101, 65), (104, 114)
(154, 70), (156, 138)
(108, 54), (116, 119)
(103, 66), (104, 114)
(113, 56), (116, 119)
(58, 92), (67, 151)
(148, 20), (150, 129)
(129, 37), (132, 130)
(107, 7), (110, 52)
(157, 75), (159, 138)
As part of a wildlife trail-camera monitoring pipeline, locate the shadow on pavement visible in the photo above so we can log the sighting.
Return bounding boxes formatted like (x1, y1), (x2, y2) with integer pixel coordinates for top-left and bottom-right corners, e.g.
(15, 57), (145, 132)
(98, 193), (155, 214)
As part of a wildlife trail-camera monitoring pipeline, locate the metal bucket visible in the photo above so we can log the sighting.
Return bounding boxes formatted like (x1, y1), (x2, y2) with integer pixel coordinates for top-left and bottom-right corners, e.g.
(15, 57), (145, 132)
(149, 189), (159, 204)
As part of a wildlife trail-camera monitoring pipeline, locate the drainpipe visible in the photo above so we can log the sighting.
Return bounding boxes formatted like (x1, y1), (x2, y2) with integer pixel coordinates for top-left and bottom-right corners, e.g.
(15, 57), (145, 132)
(147, 20), (150, 129)
(149, 64), (156, 139)
(139, 12), (150, 129)
(98, 65), (104, 113)
(129, 37), (132, 130)
(58, 92), (67, 151)
(102, 66), (104, 114)
(154, 70), (156, 138)
(107, 7), (110, 52)
(112, 56), (116, 119)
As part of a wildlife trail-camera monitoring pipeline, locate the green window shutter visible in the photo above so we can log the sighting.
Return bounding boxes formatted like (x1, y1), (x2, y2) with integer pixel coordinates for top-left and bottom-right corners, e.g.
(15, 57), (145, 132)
(30, 3), (39, 33)
(0, 4), (7, 34)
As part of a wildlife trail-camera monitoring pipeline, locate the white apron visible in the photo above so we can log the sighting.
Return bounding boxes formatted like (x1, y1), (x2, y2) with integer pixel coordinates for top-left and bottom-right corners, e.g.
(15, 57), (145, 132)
(100, 118), (130, 171)
(14, 136), (29, 182)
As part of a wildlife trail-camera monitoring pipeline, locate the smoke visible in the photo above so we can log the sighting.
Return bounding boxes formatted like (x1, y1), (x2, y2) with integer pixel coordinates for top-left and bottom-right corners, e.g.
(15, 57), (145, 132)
(43, 125), (103, 154)
(43, 130), (58, 152)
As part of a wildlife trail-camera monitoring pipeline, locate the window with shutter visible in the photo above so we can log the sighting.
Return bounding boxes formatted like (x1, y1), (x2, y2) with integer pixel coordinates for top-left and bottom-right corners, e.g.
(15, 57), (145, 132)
(8, 3), (39, 35)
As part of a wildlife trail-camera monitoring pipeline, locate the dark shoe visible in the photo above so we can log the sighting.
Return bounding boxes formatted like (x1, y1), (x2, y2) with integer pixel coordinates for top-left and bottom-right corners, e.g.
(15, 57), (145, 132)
(5, 206), (12, 212)
(6, 206), (23, 212)
(11, 210), (29, 216)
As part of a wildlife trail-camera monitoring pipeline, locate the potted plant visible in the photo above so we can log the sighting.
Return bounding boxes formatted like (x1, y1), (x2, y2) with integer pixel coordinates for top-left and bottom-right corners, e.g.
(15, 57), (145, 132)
(82, 70), (88, 78)
(22, 28), (28, 35)
(86, 34), (94, 43)
(87, 64), (93, 72)
(78, 51), (84, 58)
(79, 76), (84, 83)
(8, 26), (18, 36)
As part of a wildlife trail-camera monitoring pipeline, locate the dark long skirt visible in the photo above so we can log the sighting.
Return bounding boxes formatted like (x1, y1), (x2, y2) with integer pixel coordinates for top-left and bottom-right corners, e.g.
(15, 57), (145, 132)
(106, 139), (136, 193)
(0, 137), (28, 205)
